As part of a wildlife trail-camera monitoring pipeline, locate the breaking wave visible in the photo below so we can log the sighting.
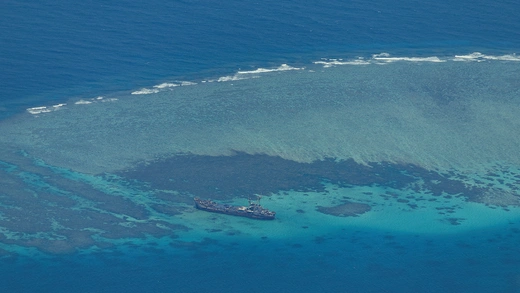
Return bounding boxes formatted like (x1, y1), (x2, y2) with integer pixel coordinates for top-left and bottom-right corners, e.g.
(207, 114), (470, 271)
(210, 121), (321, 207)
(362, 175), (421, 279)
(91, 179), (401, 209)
(6, 51), (519, 177)
(315, 52), (520, 67)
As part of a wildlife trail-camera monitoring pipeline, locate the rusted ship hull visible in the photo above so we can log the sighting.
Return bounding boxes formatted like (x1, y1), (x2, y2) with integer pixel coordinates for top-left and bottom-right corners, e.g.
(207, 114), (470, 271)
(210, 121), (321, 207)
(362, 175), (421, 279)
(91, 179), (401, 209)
(194, 197), (276, 220)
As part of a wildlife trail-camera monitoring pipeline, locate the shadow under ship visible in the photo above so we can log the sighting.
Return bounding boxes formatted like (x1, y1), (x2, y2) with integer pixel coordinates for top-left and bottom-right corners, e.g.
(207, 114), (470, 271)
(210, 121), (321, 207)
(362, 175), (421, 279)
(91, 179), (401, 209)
(194, 197), (276, 220)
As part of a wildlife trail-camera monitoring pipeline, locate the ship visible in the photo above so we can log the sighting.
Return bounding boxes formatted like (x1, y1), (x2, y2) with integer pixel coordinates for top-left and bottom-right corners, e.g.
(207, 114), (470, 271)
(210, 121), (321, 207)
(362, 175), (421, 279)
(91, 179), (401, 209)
(194, 197), (276, 220)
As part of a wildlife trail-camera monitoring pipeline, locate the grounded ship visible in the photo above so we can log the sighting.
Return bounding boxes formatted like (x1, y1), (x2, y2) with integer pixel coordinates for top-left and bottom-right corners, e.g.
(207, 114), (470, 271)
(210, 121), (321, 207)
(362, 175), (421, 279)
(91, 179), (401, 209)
(194, 197), (276, 220)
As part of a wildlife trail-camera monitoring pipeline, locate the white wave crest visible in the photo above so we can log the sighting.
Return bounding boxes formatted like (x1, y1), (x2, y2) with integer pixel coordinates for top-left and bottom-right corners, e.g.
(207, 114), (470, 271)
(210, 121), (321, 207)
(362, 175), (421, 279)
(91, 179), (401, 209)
(453, 52), (489, 62)
(237, 64), (303, 74)
(100, 98), (118, 102)
(314, 53), (446, 68)
(315, 52), (519, 68)
(453, 52), (520, 62)
(131, 88), (160, 95)
(26, 103), (66, 115)
(215, 75), (259, 82)
(210, 64), (304, 83)
(372, 53), (445, 63)
(153, 83), (179, 89)
(314, 58), (370, 68)
(75, 96), (117, 105)
(75, 100), (92, 105)
(133, 81), (197, 94)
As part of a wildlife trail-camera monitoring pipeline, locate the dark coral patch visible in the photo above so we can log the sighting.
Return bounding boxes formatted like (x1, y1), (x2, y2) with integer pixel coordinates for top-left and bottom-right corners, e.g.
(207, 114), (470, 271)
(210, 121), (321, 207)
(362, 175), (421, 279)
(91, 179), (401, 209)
(0, 154), (189, 255)
(117, 152), (509, 209)
(118, 152), (418, 200)
(1, 148), (516, 255)
(316, 201), (372, 217)
(443, 217), (465, 225)
(150, 203), (186, 216)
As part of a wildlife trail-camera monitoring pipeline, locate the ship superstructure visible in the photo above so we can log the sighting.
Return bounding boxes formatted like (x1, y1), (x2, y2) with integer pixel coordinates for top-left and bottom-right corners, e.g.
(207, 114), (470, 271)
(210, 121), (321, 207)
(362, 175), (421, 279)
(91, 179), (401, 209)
(194, 197), (276, 220)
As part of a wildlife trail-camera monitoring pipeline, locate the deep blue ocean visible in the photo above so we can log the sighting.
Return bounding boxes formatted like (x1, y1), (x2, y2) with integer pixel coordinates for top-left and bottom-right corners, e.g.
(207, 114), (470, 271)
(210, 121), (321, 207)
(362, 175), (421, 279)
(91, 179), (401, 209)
(2, 0), (519, 116)
(1, 0), (520, 292)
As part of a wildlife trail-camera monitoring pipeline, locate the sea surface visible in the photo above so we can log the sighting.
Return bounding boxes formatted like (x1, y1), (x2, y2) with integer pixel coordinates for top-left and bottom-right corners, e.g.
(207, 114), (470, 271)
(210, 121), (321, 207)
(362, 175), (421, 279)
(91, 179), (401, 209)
(1, 0), (520, 292)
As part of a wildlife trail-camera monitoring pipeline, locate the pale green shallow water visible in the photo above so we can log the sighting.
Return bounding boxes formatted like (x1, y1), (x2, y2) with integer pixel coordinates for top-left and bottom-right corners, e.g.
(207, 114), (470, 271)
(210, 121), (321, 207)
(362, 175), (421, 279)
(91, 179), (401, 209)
(1, 57), (519, 174)
(0, 55), (519, 255)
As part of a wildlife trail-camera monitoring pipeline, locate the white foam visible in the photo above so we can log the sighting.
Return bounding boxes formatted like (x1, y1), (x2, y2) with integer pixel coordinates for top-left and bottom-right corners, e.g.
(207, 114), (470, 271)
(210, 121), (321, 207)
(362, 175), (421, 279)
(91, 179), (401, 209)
(490, 54), (520, 61)
(453, 52), (520, 62)
(372, 53), (445, 63)
(74, 96), (117, 105)
(26, 103), (66, 115)
(131, 88), (160, 95)
(133, 81), (196, 94)
(8, 53), (520, 175)
(75, 100), (92, 105)
(26, 106), (51, 114)
(215, 75), (258, 82)
(211, 64), (303, 83)
(179, 81), (197, 86)
(237, 64), (303, 74)
(100, 98), (118, 102)
(453, 52), (488, 62)
(313, 52), (520, 68)
(153, 83), (179, 89)
(153, 81), (196, 88)
(314, 58), (370, 67)
(314, 53), (447, 68)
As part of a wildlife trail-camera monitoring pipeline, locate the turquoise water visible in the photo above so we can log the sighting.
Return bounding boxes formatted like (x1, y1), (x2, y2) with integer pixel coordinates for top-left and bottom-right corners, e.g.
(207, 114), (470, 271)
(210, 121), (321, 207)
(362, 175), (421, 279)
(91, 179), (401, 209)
(1, 0), (520, 292)
(1, 55), (520, 292)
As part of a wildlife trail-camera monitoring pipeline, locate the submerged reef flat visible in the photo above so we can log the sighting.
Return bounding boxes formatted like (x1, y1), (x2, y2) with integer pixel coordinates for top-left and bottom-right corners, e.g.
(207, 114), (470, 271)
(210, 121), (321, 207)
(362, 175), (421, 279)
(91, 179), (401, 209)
(0, 60), (519, 175)
(0, 149), (519, 255)
(0, 58), (519, 255)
